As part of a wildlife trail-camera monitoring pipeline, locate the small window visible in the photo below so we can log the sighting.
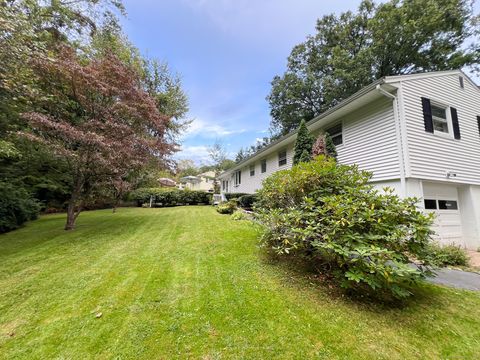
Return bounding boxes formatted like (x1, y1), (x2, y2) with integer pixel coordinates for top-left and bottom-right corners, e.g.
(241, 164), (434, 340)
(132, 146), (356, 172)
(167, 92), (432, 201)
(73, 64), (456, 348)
(249, 164), (255, 177)
(438, 200), (458, 210)
(261, 159), (267, 173)
(459, 76), (464, 89)
(431, 104), (449, 134)
(278, 150), (287, 166)
(424, 199), (437, 210)
(234, 170), (241, 186)
(326, 124), (343, 146)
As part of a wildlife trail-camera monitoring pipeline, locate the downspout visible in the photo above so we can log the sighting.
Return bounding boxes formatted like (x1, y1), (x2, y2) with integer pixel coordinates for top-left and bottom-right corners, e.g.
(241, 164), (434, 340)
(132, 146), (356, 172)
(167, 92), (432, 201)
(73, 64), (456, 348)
(376, 84), (407, 197)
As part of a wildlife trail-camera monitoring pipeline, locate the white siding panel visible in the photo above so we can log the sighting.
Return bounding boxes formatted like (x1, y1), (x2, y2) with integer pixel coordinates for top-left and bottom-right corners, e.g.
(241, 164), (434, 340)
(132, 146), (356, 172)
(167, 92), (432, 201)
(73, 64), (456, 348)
(401, 75), (480, 185)
(223, 145), (294, 194)
(338, 98), (400, 181)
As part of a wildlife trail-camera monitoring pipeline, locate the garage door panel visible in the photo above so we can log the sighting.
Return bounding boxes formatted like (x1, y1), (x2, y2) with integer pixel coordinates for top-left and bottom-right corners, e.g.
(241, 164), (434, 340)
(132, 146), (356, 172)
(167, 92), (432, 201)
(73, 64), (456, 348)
(423, 183), (463, 246)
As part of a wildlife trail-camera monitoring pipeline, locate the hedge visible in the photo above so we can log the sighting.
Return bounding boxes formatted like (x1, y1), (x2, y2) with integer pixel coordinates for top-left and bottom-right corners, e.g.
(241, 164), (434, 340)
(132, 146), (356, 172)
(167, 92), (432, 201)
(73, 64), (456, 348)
(130, 188), (212, 207)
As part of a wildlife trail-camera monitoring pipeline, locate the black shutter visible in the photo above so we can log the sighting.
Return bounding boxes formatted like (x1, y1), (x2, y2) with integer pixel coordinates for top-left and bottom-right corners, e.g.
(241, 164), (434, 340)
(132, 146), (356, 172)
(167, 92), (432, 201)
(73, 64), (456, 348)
(421, 97), (434, 133)
(451, 107), (461, 140)
(477, 116), (480, 137)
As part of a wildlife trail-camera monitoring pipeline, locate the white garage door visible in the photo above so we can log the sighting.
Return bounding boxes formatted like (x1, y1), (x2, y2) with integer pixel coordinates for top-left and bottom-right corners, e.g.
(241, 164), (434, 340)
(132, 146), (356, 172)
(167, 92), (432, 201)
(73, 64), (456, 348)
(423, 183), (463, 246)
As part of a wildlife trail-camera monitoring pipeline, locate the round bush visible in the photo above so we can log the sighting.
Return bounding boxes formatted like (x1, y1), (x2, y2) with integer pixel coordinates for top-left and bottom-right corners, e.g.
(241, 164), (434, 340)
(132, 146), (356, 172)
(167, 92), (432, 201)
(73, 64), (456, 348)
(255, 156), (435, 299)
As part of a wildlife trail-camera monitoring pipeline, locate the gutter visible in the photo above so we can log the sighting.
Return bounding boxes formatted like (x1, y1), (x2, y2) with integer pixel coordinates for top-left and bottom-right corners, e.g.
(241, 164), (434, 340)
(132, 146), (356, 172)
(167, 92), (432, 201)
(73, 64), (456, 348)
(219, 78), (386, 178)
(375, 84), (407, 197)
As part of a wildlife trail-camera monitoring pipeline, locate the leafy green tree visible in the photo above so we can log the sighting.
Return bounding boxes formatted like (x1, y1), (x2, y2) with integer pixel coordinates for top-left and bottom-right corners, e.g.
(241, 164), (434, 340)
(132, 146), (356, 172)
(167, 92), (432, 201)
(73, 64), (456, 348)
(268, 0), (480, 135)
(293, 120), (314, 164)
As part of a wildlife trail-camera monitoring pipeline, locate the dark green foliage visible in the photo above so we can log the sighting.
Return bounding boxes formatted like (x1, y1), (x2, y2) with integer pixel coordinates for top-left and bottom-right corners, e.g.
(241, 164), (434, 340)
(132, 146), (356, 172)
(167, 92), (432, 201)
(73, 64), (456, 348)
(216, 200), (238, 215)
(224, 193), (250, 201)
(130, 188), (212, 207)
(325, 133), (337, 159)
(293, 120), (314, 165)
(268, 0), (480, 135)
(0, 182), (41, 233)
(255, 156), (435, 299)
(425, 243), (469, 267)
(237, 194), (258, 210)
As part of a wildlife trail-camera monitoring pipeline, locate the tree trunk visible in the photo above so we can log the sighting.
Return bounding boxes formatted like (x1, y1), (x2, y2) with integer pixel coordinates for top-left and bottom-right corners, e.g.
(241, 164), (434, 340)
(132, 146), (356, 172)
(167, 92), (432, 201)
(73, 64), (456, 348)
(64, 180), (83, 230)
(65, 201), (77, 230)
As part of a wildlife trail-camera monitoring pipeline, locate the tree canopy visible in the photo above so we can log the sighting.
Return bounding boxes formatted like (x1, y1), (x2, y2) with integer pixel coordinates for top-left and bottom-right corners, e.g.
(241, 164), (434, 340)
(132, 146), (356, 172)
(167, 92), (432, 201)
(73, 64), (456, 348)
(0, 0), (189, 231)
(268, 0), (480, 136)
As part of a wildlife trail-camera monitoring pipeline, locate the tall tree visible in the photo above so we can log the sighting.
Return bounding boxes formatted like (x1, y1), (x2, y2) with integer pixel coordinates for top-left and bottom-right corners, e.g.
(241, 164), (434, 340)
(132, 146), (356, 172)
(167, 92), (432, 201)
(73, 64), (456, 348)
(268, 0), (480, 135)
(208, 140), (228, 193)
(22, 46), (175, 230)
(293, 120), (314, 165)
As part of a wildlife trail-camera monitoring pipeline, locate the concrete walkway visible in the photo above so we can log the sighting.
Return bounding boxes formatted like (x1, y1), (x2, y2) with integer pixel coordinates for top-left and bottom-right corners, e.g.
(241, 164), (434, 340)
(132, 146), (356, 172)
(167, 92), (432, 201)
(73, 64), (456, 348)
(427, 268), (480, 291)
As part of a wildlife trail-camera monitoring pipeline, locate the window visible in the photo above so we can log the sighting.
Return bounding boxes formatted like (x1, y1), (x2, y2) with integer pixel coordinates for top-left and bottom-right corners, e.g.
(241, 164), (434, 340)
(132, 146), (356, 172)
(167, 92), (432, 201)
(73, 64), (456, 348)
(326, 124), (343, 146)
(424, 199), (437, 210)
(261, 159), (267, 173)
(438, 200), (458, 210)
(424, 199), (458, 210)
(431, 104), (449, 134)
(278, 150), (287, 166)
(459, 76), (464, 89)
(249, 164), (255, 176)
(234, 170), (241, 186)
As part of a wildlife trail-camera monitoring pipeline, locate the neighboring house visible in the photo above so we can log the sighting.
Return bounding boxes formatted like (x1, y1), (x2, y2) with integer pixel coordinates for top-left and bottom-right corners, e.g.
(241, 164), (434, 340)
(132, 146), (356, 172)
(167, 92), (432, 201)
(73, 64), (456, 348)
(178, 171), (215, 192)
(218, 70), (480, 249)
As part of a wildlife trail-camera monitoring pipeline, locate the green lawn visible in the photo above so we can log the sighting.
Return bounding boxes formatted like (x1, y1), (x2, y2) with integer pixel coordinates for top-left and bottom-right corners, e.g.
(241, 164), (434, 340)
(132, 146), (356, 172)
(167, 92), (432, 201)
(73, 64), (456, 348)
(1, 207), (479, 359)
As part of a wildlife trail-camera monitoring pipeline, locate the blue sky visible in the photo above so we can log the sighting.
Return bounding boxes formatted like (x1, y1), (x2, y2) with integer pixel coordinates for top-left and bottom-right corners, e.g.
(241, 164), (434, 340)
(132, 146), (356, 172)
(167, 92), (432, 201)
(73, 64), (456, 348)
(121, 0), (478, 164)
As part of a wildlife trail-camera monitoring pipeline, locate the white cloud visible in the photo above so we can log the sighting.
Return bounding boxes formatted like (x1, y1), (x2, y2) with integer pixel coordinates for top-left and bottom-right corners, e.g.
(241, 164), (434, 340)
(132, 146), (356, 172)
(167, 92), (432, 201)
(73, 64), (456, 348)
(182, 118), (246, 139)
(175, 145), (211, 164)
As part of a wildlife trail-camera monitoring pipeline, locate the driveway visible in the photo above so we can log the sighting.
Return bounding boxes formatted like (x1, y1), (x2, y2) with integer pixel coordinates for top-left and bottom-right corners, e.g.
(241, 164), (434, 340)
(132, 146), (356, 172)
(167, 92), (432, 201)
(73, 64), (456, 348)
(427, 268), (480, 291)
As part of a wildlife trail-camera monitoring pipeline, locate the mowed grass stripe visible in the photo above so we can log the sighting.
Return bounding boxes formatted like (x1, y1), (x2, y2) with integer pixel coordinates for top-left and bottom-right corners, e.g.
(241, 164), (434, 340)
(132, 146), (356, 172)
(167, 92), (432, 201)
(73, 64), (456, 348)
(0, 207), (479, 359)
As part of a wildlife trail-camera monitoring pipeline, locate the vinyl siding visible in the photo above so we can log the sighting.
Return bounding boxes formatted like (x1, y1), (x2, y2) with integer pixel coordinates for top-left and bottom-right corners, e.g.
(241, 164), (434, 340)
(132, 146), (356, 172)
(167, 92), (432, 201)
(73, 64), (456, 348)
(221, 145), (294, 194)
(400, 74), (480, 185)
(337, 97), (400, 181)
(219, 97), (399, 193)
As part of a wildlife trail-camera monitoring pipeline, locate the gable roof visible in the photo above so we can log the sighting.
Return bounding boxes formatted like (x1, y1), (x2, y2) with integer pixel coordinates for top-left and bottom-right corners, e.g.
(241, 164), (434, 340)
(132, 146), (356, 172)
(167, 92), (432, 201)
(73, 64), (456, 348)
(384, 69), (480, 93)
(219, 69), (478, 177)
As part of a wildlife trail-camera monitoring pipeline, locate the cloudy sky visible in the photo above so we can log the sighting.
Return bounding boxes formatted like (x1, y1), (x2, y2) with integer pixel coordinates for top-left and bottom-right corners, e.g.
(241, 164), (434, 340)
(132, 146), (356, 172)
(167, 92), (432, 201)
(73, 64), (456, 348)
(121, 0), (478, 164)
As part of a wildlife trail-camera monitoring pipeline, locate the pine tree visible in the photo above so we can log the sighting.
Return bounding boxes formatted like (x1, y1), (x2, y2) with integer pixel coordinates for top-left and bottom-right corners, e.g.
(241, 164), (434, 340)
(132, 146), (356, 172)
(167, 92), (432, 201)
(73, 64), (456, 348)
(293, 120), (314, 164)
(325, 133), (337, 160)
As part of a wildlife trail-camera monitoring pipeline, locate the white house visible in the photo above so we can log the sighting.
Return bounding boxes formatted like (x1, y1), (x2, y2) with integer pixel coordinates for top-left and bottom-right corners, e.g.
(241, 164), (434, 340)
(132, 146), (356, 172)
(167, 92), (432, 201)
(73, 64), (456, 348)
(178, 171), (215, 192)
(218, 70), (480, 249)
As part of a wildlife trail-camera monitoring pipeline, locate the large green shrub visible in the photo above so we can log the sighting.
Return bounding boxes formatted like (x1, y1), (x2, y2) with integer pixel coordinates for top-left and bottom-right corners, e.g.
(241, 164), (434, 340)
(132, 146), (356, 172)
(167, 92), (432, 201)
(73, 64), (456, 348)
(216, 200), (237, 214)
(224, 193), (249, 201)
(0, 182), (41, 233)
(129, 188), (212, 207)
(425, 243), (469, 267)
(237, 194), (258, 210)
(255, 156), (434, 299)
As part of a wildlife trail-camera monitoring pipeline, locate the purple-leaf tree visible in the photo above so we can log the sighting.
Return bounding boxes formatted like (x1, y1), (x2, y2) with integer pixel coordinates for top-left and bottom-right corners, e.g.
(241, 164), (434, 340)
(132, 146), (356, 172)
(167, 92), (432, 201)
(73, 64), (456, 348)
(22, 46), (176, 230)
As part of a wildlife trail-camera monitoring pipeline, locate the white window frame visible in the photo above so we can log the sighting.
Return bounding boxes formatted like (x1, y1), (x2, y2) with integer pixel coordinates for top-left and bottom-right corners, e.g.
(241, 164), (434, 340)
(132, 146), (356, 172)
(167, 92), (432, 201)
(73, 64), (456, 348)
(234, 170), (241, 187)
(261, 159), (267, 173)
(278, 150), (287, 167)
(326, 123), (343, 146)
(430, 101), (452, 138)
(249, 164), (255, 177)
